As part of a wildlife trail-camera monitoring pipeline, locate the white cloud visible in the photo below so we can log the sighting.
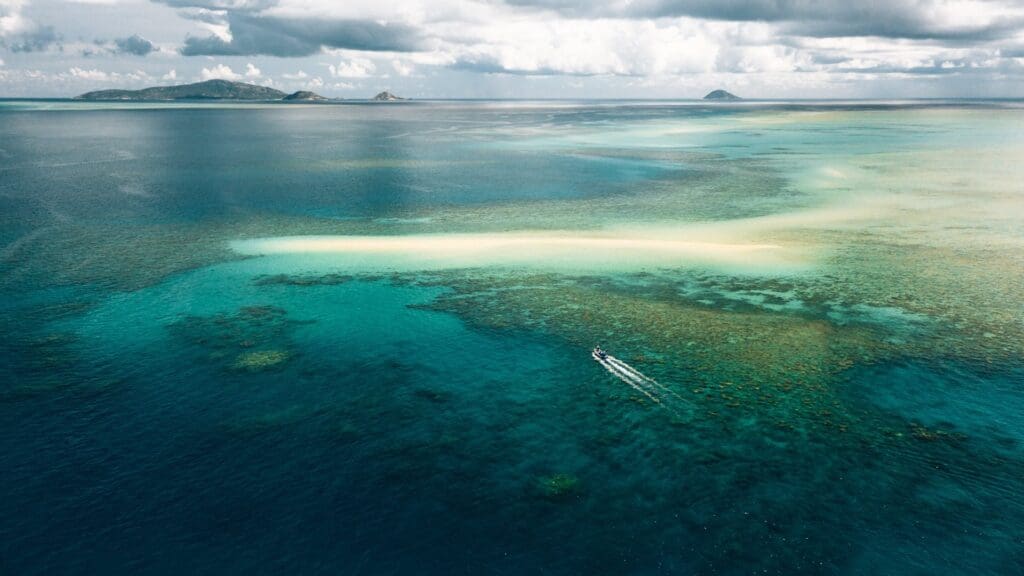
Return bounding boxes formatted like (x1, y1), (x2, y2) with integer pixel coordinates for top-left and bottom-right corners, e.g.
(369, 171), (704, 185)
(439, 18), (724, 76)
(329, 57), (376, 78)
(0, 0), (31, 37)
(200, 64), (242, 81)
(5, 0), (1024, 97)
(392, 59), (414, 76)
(59, 66), (150, 84)
(68, 67), (111, 81)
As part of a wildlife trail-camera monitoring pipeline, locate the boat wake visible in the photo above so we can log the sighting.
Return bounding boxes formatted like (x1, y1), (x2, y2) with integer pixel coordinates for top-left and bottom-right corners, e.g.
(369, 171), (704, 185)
(593, 350), (689, 417)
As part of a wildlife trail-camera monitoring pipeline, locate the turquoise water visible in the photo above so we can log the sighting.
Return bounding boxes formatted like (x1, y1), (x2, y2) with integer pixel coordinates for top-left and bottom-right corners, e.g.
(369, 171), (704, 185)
(1, 100), (1023, 574)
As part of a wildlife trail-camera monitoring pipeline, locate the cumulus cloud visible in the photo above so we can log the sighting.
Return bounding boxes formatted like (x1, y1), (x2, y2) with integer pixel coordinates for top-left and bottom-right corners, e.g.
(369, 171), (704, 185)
(391, 59), (414, 76)
(149, 0), (1024, 91)
(195, 63), (262, 82)
(444, 18), (725, 76)
(113, 34), (156, 56)
(5, 0), (1024, 97)
(68, 66), (111, 81)
(199, 63), (242, 80)
(59, 66), (151, 85)
(329, 57), (375, 78)
(0, 0), (59, 52)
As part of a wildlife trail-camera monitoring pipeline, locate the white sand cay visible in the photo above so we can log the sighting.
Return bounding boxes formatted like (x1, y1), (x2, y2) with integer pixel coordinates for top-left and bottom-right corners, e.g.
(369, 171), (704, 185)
(231, 230), (814, 273)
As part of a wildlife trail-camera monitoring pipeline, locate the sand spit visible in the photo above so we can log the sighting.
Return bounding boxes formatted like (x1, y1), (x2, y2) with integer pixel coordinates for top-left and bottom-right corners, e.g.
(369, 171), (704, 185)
(231, 230), (812, 273)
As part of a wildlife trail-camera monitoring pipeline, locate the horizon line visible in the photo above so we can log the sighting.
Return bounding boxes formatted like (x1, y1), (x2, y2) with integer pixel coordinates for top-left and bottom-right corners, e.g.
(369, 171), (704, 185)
(3, 96), (1024, 102)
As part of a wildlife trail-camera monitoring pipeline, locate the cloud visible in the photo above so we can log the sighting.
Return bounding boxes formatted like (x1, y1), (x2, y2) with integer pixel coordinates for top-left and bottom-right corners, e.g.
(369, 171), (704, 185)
(505, 0), (1024, 42)
(60, 66), (151, 84)
(0, 0), (60, 52)
(445, 18), (723, 77)
(391, 59), (414, 76)
(113, 34), (156, 55)
(4, 24), (58, 52)
(329, 57), (375, 78)
(160, 0), (278, 9)
(200, 63), (242, 80)
(163, 69), (177, 80)
(179, 11), (424, 56)
(6, 0), (1024, 97)
(68, 66), (110, 81)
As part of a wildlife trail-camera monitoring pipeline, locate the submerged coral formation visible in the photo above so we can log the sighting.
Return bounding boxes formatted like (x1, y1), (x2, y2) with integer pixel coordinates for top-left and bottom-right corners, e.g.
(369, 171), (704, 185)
(537, 473), (580, 499)
(168, 305), (301, 373)
(253, 273), (354, 287)
(231, 349), (291, 372)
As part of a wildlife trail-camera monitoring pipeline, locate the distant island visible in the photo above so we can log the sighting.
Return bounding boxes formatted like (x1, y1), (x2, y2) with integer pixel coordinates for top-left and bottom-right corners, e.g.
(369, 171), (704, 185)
(703, 89), (741, 101)
(72, 80), (408, 102)
(282, 90), (328, 102)
(76, 79), (289, 101)
(372, 91), (406, 101)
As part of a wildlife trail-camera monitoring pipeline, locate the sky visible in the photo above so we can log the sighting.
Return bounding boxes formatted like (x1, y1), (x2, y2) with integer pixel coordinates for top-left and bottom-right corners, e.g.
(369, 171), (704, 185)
(1, 0), (1024, 98)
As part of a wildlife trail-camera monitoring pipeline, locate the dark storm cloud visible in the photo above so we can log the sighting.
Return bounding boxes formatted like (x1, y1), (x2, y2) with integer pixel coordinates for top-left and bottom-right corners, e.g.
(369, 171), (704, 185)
(179, 12), (424, 56)
(780, 15), (1024, 42)
(505, 0), (1023, 42)
(114, 34), (157, 55)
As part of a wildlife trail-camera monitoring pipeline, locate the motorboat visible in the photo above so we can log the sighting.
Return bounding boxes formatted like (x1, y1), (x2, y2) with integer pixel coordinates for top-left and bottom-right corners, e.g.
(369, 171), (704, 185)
(592, 346), (608, 361)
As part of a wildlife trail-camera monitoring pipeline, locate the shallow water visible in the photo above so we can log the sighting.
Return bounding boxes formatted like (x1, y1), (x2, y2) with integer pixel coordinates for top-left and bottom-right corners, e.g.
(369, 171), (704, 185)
(1, 100), (1022, 575)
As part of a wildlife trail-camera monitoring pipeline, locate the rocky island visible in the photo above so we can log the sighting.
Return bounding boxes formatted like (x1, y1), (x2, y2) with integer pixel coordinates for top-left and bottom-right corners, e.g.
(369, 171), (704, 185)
(372, 91), (406, 101)
(703, 89), (741, 101)
(282, 90), (328, 102)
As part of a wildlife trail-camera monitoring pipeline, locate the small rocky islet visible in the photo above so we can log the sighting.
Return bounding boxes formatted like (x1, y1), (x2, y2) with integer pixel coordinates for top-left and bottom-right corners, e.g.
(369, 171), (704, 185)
(703, 89), (741, 100)
(281, 90), (328, 102)
(371, 91), (406, 101)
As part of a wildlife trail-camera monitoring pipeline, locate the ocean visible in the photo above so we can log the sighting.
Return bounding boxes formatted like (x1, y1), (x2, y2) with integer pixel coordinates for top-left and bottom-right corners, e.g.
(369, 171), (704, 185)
(1, 99), (1022, 574)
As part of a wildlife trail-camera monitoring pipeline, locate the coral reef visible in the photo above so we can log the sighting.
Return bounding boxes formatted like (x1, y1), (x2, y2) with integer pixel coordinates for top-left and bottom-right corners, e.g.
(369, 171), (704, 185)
(253, 273), (354, 287)
(537, 473), (580, 499)
(168, 305), (301, 373)
(231, 349), (291, 372)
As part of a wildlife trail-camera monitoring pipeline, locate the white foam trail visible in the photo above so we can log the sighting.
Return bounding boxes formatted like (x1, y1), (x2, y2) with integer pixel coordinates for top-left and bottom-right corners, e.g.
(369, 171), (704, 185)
(604, 356), (687, 403)
(605, 355), (654, 383)
(596, 356), (689, 419)
(596, 357), (662, 405)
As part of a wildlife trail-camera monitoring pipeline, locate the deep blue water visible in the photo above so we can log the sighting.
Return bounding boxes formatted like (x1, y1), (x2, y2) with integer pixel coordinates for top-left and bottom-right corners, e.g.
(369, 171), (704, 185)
(1, 100), (1022, 575)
